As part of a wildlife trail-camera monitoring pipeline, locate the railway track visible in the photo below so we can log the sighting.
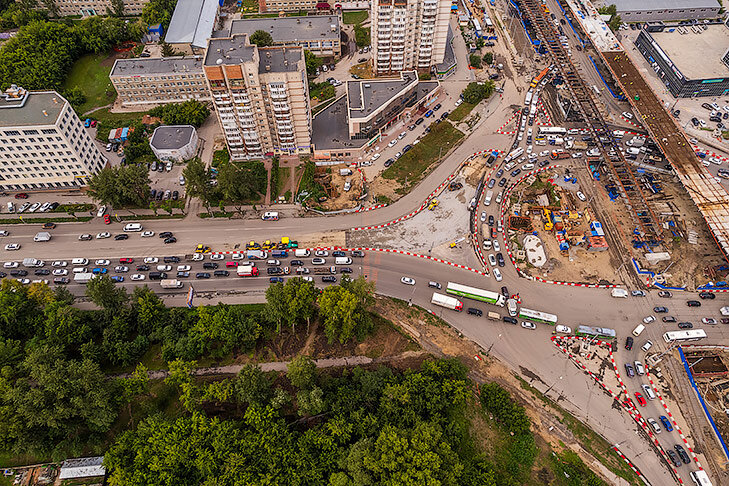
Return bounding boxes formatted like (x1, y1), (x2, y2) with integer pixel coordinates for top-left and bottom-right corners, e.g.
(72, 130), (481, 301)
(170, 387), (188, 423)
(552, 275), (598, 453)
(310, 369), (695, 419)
(517, 0), (662, 241)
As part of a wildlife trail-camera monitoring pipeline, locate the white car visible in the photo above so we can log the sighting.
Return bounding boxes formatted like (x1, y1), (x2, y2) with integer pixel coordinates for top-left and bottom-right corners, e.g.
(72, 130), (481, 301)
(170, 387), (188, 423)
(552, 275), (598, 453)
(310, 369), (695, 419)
(643, 315), (656, 324)
(315, 250), (329, 257)
(493, 268), (502, 281)
(177, 265), (191, 271)
(576, 191), (586, 202)
(156, 265), (171, 272)
(521, 321), (536, 330)
(4, 244), (20, 251)
(371, 153), (381, 161)
(144, 257), (159, 264)
(622, 111), (633, 119)
(179, 176), (185, 185)
(521, 163), (534, 171)
(400, 276), (415, 285)
(114, 266), (129, 273)
(17, 278), (30, 285)
(493, 240), (500, 252)
(555, 325), (572, 334)
(488, 254), (497, 267)
(539, 150), (550, 157)
(3, 261), (18, 269)
(480, 212), (486, 223)
(231, 253), (244, 260)
(702, 317), (718, 325)
(455, 99), (463, 107)
(52, 269), (68, 276)
(51, 261), (67, 267)
(312, 258), (326, 265)
(302, 276), (314, 282)
(27, 202), (41, 213)
(647, 418), (661, 434)
(398, 132), (407, 140)
(571, 152), (582, 159)
(39, 202), (51, 212)
(79, 234), (92, 241)
(130, 274), (146, 281)
(95, 259), (110, 266)
(141, 231), (155, 237)
(387, 139), (398, 148)
(0, 230), (8, 237)
(97, 205), (107, 217)
(191, 253), (204, 261)
(96, 232), (110, 239)
(210, 253), (225, 261)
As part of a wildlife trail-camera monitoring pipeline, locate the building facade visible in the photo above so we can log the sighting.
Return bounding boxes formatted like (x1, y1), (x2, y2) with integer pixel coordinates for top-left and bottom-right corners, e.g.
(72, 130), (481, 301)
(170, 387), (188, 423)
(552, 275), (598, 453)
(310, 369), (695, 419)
(371, 0), (451, 74)
(48, 0), (147, 16)
(110, 57), (211, 107)
(229, 16), (341, 59)
(150, 125), (199, 162)
(0, 87), (107, 191)
(612, 0), (720, 22)
(204, 34), (311, 160)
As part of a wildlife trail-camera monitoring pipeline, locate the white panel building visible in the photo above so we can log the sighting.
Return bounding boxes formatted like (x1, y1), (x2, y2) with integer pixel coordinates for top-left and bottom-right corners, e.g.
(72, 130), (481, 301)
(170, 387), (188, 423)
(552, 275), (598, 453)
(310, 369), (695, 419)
(150, 125), (199, 162)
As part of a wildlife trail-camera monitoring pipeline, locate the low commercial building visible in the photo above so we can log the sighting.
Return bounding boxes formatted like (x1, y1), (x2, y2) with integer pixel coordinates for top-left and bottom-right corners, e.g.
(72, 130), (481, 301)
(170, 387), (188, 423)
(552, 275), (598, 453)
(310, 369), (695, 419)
(634, 25), (729, 97)
(229, 16), (341, 59)
(311, 71), (441, 160)
(58, 457), (105, 480)
(165, 0), (220, 55)
(110, 57), (210, 107)
(150, 125), (199, 162)
(44, 0), (147, 16)
(0, 86), (107, 192)
(611, 0), (720, 22)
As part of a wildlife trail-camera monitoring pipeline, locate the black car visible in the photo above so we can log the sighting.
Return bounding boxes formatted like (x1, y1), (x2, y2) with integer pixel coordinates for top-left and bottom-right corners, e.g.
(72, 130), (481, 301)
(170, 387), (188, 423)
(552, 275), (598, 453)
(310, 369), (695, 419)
(163, 256), (180, 263)
(352, 250), (365, 257)
(149, 272), (166, 280)
(496, 169), (504, 178)
(625, 336), (634, 350)
(164, 237), (177, 244)
(687, 300), (701, 307)
(156, 191), (163, 201)
(662, 316), (677, 323)
(172, 191), (179, 201)
(290, 260), (304, 266)
(415, 118), (424, 125)
(34, 269), (50, 275)
(49, 202), (59, 210)
(467, 308), (483, 317)
(0, 272), (5, 278)
(402, 144), (413, 154)
(658, 290), (672, 298)
(150, 189), (157, 199)
(624, 363), (635, 377)
(510, 169), (522, 177)
(53, 277), (70, 284)
(340, 267), (353, 273)
(699, 292), (716, 299)
(177, 271), (190, 278)
(332, 251), (346, 257)
(195, 272), (211, 279)
(538, 160), (550, 167)
(384, 158), (395, 168)
(496, 253), (505, 267)
(159, 231), (173, 238)
(674, 445), (690, 464)
(488, 215), (495, 227)
(498, 178), (507, 187)
(678, 322), (693, 329)
(115, 234), (128, 240)
(267, 267), (282, 275)
(270, 277), (284, 283)
(487, 179), (496, 189)
(202, 262), (218, 270)
(213, 270), (229, 277)
(433, 103), (442, 111)
(665, 449), (681, 467)
(503, 316), (517, 325)
(322, 275), (337, 282)
(501, 286), (509, 298)
(653, 306), (668, 313)
(10, 270), (27, 277)
(691, 117), (700, 127)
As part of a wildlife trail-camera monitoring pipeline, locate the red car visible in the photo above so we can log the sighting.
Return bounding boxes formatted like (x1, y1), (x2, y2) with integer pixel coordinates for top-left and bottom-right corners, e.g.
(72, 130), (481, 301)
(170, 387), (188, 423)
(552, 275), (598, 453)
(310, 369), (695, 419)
(119, 258), (134, 264)
(14, 193), (28, 199)
(634, 392), (647, 407)
(103, 214), (111, 225)
(90, 120), (97, 127)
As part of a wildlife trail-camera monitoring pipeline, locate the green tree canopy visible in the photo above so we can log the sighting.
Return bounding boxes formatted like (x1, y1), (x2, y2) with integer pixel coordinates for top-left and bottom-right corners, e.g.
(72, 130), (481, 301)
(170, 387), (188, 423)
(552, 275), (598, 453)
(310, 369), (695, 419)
(87, 164), (151, 208)
(86, 275), (130, 312)
(304, 50), (323, 77)
(148, 100), (210, 127)
(461, 81), (495, 105)
(250, 29), (273, 47)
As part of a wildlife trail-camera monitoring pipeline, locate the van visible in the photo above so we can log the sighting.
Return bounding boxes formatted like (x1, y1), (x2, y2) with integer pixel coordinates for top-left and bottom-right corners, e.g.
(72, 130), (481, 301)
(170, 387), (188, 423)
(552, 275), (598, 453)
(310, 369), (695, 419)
(611, 288), (628, 298)
(295, 249), (311, 258)
(124, 223), (143, 232)
(487, 311), (501, 320)
(641, 340), (653, 352)
(483, 239), (492, 250)
(507, 299), (517, 317)
(267, 259), (281, 266)
(72, 258), (88, 265)
(262, 211), (279, 221)
(484, 190), (493, 206)
(632, 324), (645, 337)
(689, 470), (713, 486)
(6, 202), (14, 213)
(335, 257), (352, 265)
(149, 272), (166, 280)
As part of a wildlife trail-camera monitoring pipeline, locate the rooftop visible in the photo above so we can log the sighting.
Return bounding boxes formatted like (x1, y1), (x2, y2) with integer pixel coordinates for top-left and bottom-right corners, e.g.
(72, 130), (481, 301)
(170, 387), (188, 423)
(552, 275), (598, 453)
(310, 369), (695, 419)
(311, 96), (368, 150)
(204, 35), (256, 66)
(165, 0), (219, 49)
(58, 456), (105, 480)
(229, 15), (340, 43)
(150, 125), (196, 150)
(348, 71), (418, 119)
(110, 57), (203, 77)
(612, 0), (720, 12)
(257, 47), (302, 73)
(0, 89), (66, 128)
(647, 24), (729, 79)
(435, 25), (456, 75)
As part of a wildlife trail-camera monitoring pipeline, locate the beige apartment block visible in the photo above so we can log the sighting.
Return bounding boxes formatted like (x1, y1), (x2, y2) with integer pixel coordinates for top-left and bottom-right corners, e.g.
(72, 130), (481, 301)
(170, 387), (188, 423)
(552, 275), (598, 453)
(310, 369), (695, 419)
(50, 0), (148, 16)
(371, 0), (451, 74)
(228, 16), (341, 59)
(259, 0), (317, 13)
(110, 57), (211, 107)
(204, 34), (311, 160)
(0, 86), (107, 191)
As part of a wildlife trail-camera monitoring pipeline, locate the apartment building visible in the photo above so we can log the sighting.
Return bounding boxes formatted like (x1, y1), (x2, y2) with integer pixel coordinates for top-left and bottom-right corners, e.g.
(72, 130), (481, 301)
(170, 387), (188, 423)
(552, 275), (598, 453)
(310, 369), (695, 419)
(259, 0), (316, 13)
(110, 57), (211, 107)
(0, 86), (107, 191)
(371, 0), (451, 74)
(48, 0), (148, 16)
(204, 34), (311, 160)
(229, 16), (341, 59)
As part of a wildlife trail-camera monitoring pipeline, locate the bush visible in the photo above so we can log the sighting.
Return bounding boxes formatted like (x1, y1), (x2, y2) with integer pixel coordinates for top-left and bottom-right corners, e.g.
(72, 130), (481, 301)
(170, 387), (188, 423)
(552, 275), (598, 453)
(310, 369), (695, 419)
(469, 54), (482, 68)
(461, 81), (495, 104)
(483, 52), (493, 65)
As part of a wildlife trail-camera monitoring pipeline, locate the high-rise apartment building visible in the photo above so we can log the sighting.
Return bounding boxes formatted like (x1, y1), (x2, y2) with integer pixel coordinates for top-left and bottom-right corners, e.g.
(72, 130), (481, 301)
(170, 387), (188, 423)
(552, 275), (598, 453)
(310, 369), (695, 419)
(0, 86), (107, 191)
(203, 34), (311, 160)
(371, 0), (451, 74)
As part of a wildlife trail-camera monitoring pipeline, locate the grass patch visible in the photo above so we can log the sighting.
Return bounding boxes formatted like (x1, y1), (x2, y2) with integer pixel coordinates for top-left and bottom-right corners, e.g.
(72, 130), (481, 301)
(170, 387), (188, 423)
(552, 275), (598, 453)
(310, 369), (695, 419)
(53, 203), (95, 213)
(309, 81), (335, 102)
(343, 10), (368, 24)
(118, 214), (184, 221)
(0, 216), (92, 224)
(212, 149), (230, 168)
(382, 121), (464, 193)
(198, 211), (234, 219)
(312, 96), (337, 116)
(276, 166), (289, 200)
(449, 102), (476, 122)
(550, 448), (608, 486)
(88, 107), (148, 142)
(349, 62), (374, 79)
(63, 52), (116, 115)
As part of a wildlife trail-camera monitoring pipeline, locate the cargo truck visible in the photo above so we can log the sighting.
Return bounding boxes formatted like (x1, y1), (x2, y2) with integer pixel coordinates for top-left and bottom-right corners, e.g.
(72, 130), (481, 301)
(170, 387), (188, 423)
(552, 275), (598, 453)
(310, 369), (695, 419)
(33, 232), (51, 242)
(22, 258), (44, 267)
(160, 279), (184, 289)
(236, 265), (259, 277)
(431, 292), (463, 311)
(74, 272), (96, 283)
(550, 150), (570, 160)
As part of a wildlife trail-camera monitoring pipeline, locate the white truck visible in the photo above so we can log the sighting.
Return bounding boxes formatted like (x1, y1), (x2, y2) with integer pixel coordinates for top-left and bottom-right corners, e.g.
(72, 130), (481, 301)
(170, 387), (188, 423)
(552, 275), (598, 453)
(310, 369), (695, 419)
(484, 190), (493, 206)
(74, 272), (96, 283)
(160, 279), (184, 289)
(431, 292), (463, 312)
(22, 258), (44, 268)
(33, 232), (51, 242)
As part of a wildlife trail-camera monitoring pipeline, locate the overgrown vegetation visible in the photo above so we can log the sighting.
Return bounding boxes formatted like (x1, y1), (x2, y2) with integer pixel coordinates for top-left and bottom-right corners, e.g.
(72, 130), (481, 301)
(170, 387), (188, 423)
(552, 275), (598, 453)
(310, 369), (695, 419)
(148, 100), (210, 128)
(462, 81), (495, 104)
(342, 9), (368, 25)
(62, 53), (116, 115)
(296, 159), (326, 204)
(183, 156), (267, 212)
(449, 101), (477, 122)
(597, 4), (621, 31)
(309, 81), (335, 101)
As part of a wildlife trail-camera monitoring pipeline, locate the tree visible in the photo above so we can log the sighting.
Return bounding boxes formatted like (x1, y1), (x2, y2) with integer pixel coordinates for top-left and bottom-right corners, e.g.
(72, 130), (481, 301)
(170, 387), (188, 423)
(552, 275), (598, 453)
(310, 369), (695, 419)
(149, 100), (210, 127)
(141, 0), (178, 29)
(296, 386), (326, 416)
(111, 0), (124, 16)
(264, 281), (288, 333)
(469, 53), (482, 68)
(166, 359), (201, 412)
(318, 282), (373, 344)
(161, 42), (181, 57)
(304, 50), (323, 77)
(86, 275), (129, 311)
(250, 29), (273, 47)
(284, 277), (316, 333)
(121, 363), (149, 425)
(287, 354), (316, 390)
(483, 51), (493, 65)
(62, 86), (87, 114)
(217, 160), (267, 210)
(461, 81), (495, 104)
(235, 364), (271, 407)
(132, 286), (167, 337)
(182, 157), (214, 211)
(353, 23), (370, 48)
(87, 164), (151, 208)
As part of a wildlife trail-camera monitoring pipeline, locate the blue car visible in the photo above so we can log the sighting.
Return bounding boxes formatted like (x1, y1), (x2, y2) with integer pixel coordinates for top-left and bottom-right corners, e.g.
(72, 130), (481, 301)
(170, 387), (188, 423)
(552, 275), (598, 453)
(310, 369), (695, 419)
(424, 110), (434, 118)
(84, 118), (91, 128)
(269, 277), (284, 283)
(659, 415), (673, 432)
(92, 267), (108, 275)
(111, 276), (124, 283)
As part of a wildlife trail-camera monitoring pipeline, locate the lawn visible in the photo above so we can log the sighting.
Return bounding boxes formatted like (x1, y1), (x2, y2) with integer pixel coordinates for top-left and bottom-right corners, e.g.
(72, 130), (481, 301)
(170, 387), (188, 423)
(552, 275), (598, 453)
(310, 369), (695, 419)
(342, 10), (368, 24)
(382, 120), (464, 193)
(449, 102), (476, 122)
(88, 107), (148, 142)
(275, 165), (289, 201)
(63, 53), (117, 115)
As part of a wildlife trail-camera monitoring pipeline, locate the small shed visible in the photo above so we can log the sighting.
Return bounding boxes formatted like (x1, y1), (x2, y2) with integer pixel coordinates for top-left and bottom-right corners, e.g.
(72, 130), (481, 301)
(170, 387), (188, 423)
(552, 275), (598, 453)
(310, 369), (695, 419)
(58, 456), (106, 480)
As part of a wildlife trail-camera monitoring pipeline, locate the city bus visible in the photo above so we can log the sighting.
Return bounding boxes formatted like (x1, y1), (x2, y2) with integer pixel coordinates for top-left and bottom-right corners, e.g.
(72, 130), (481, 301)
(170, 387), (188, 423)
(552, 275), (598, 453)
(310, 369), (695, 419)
(663, 329), (707, 344)
(446, 282), (506, 307)
(576, 325), (616, 340)
(538, 126), (567, 136)
(518, 308), (558, 325)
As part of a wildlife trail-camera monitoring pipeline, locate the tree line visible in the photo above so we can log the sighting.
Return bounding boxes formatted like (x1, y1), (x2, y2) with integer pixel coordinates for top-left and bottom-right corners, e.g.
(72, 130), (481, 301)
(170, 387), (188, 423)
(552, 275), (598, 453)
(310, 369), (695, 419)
(183, 156), (268, 213)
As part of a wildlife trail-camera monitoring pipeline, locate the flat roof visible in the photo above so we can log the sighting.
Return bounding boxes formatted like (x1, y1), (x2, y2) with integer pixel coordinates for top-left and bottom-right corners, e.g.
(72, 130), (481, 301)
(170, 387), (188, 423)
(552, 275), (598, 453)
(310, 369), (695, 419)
(612, 0), (720, 12)
(59, 456), (105, 480)
(649, 25), (729, 79)
(348, 71), (418, 118)
(257, 47), (302, 73)
(435, 25), (456, 74)
(0, 90), (65, 128)
(150, 125), (196, 150)
(165, 0), (218, 48)
(205, 35), (256, 66)
(110, 57), (203, 77)
(311, 96), (368, 150)
(229, 16), (339, 43)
